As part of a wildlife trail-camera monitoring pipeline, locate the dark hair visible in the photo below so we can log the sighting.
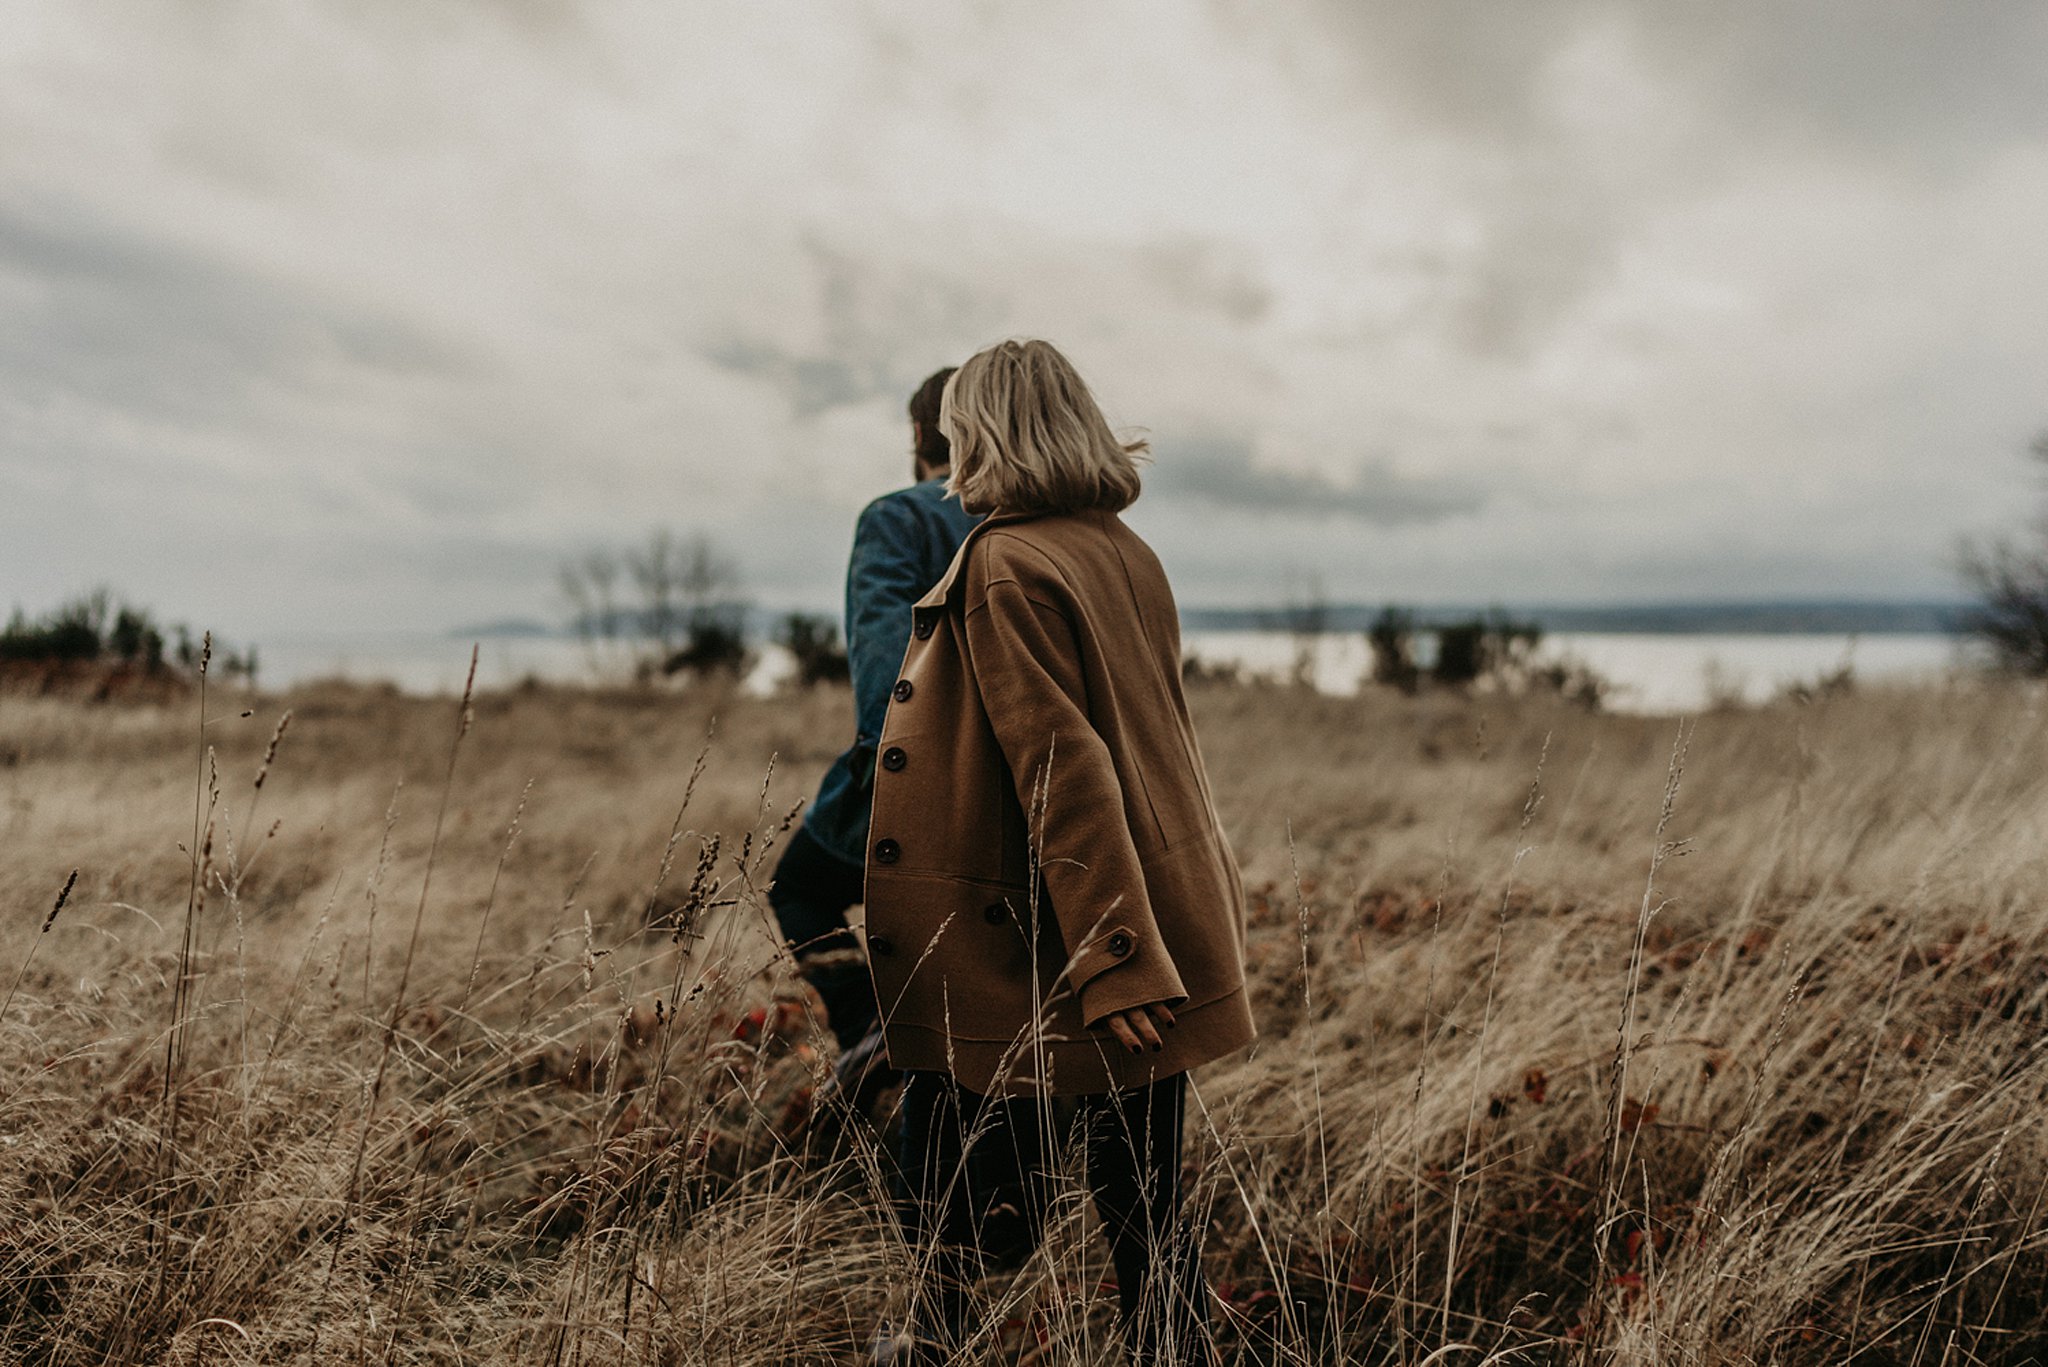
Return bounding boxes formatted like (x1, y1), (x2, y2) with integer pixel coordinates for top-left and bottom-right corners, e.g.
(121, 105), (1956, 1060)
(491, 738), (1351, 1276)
(909, 367), (957, 467)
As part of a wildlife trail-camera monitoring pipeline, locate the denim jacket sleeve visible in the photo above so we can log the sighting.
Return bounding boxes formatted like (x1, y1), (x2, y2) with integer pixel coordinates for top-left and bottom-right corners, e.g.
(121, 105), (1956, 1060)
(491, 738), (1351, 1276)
(845, 495), (928, 746)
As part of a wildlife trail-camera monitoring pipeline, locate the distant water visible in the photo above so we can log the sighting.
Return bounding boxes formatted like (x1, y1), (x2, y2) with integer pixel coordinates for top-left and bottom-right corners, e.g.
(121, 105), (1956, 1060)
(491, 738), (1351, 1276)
(1185, 631), (1963, 713)
(250, 629), (1964, 715)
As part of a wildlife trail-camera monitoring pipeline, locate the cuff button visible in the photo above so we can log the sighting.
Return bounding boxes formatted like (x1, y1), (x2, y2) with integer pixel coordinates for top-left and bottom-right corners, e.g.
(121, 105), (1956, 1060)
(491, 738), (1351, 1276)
(1107, 932), (1132, 958)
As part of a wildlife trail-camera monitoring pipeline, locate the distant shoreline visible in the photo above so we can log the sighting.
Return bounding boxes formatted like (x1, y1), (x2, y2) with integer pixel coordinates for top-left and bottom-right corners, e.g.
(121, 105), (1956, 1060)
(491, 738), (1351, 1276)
(1179, 599), (1968, 636)
(454, 599), (1971, 640)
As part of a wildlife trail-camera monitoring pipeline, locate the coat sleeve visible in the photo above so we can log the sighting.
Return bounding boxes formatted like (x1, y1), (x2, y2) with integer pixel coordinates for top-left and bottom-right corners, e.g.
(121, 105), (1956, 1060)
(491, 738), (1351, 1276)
(964, 575), (1189, 1027)
(844, 497), (927, 746)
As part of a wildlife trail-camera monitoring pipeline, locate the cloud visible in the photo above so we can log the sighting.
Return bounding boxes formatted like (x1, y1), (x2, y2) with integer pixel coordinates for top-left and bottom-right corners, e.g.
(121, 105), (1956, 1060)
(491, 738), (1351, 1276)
(0, 201), (474, 427)
(1258, 0), (2048, 163)
(1134, 240), (1273, 327)
(702, 239), (1013, 419)
(1, 0), (2043, 636)
(1147, 436), (1485, 526)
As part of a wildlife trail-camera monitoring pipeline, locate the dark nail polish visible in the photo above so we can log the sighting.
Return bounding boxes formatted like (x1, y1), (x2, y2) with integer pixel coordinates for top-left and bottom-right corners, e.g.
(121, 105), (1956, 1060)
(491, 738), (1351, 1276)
(1129, 1044), (1142, 1055)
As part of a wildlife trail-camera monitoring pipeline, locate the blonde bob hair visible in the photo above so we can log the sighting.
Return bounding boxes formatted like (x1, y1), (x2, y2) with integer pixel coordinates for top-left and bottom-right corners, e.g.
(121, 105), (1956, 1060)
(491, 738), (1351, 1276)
(940, 339), (1147, 515)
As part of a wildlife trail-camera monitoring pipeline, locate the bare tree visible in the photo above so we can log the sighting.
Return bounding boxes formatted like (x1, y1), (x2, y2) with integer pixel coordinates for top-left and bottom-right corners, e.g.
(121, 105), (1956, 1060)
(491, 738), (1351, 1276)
(1960, 434), (2048, 676)
(677, 536), (739, 634)
(564, 531), (751, 681)
(624, 529), (685, 657)
(665, 534), (750, 679)
(558, 549), (625, 668)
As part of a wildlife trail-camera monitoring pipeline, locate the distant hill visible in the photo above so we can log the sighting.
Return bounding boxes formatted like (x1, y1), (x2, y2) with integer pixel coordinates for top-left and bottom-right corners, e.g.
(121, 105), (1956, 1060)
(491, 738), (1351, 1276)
(447, 618), (559, 638)
(1179, 600), (1970, 636)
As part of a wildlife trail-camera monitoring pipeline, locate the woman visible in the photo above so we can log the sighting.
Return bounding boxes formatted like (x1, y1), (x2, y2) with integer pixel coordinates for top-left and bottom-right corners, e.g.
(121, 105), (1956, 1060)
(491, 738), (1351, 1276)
(862, 339), (1256, 1363)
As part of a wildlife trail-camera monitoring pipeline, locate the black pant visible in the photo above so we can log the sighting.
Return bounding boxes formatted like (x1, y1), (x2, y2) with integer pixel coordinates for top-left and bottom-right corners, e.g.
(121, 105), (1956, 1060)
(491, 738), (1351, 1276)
(767, 824), (874, 1050)
(893, 1069), (1212, 1363)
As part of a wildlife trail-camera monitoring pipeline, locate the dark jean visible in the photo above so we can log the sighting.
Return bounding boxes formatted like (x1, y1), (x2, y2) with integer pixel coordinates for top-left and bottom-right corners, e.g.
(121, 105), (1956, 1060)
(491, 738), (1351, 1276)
(767, 824), (875, 1051)
(893, 1069), (1213, 1364)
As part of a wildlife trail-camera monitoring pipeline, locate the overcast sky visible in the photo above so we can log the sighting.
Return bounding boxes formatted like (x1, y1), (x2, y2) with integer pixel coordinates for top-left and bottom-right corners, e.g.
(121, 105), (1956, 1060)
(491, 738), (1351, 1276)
(6, 1), (2047, 637)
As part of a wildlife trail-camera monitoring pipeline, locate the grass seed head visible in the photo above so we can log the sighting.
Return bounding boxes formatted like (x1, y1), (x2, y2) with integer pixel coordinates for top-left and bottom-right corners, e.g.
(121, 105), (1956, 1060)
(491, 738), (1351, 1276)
(252, 709), (292, 790)
(43, 868), (78, 933)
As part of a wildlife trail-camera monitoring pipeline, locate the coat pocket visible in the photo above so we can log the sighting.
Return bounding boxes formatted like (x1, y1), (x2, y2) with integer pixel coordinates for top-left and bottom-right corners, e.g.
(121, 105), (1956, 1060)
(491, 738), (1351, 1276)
(864, 872), (1050, 1042)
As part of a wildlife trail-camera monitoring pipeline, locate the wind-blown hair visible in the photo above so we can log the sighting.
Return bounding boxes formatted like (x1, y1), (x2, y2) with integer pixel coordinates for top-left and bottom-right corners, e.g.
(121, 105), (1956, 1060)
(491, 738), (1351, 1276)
(940, 339), (1146, 515)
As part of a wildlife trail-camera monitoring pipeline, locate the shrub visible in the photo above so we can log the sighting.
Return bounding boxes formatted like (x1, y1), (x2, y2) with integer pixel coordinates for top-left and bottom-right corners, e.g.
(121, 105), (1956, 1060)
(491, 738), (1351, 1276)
(777, 613), (850, 687)
(663, 617), (752, 680)
(1527, 655), (1611, 710)
(1181, 652), (1244, 686)
(1362, 606), (1604, 706)
(1366, 605), (1420, 694)
(108, 607), (165, 668)
(0, 591), (183, 670)
(1960, 435), (2048, 676)
(1431, 611), (1542, 687)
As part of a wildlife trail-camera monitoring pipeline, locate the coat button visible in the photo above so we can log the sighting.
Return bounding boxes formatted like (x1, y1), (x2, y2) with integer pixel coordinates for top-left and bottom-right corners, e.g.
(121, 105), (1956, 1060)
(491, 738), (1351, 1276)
(893, 679), (913, 703)
(873, 838), (901, 865)
(1107, 932), (1133, 958)
(983, 902), (1007, 925)
(881, 746), (907, 772)
(914, 616), (934, 640)
(868, 934), (895, 957)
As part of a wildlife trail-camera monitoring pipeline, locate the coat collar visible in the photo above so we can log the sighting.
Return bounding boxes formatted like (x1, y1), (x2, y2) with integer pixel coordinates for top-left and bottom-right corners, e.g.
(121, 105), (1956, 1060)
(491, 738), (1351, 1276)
(914, 508), (1046, 612)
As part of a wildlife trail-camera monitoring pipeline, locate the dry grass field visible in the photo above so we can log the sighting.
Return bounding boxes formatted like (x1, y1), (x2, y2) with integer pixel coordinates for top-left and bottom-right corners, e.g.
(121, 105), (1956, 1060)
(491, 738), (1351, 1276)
(4, 670), (2048, 1365)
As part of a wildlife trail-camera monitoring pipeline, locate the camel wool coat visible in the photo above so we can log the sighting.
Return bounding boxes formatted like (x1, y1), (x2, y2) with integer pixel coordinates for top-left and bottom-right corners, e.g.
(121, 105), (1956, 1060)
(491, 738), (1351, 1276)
(863, 508), (1257, 1096)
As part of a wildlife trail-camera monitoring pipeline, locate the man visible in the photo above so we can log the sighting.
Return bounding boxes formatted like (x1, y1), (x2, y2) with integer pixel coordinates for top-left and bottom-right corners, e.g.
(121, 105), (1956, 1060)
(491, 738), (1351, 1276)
(771, 367), (980, 1056)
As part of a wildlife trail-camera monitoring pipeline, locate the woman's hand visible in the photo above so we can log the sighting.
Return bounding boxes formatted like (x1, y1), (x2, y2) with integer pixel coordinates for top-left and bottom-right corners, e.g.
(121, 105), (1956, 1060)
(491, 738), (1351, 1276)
(1102, 1000), (1177, 1054)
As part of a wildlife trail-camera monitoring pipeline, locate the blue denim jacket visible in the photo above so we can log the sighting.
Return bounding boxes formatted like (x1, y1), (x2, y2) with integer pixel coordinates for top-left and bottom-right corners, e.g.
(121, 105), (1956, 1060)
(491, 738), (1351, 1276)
(804, 476), (981, 867)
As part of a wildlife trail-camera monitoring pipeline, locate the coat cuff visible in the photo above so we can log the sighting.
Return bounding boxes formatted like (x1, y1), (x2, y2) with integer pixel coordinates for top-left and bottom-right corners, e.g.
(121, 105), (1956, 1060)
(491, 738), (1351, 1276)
(1072, 922), (1189, 1028)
